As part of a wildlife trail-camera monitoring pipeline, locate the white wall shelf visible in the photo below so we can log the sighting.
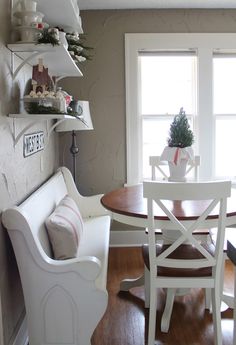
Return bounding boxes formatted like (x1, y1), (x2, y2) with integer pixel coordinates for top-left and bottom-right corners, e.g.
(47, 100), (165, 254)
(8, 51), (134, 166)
(8, 113), (75, 119)
(8, 0), (83, 146)
(8, 43), (83, 79)
(9, 113), (77, 144)
(12, 0), (83, 33)
(36, 0), (82, 33)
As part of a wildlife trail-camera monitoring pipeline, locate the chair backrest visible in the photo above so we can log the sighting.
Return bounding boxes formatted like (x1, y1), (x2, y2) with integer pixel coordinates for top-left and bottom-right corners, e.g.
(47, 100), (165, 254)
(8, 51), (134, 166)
(149, 155), (200, 181)
(143, 180), (231, 275)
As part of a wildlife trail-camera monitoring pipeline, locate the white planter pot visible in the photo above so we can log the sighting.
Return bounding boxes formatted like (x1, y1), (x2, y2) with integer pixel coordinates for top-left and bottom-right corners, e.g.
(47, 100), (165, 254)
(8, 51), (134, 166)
(168, 159), (188, 182)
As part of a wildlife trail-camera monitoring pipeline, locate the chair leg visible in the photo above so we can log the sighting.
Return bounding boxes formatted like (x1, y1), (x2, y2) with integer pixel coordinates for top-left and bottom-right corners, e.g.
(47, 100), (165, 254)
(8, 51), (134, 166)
(161, 288), (176, 333)
(205, 288), (211, 311)
(148, 286), (157, 345)
(144, 266), (150, 308)
(211, 287), (223, 345)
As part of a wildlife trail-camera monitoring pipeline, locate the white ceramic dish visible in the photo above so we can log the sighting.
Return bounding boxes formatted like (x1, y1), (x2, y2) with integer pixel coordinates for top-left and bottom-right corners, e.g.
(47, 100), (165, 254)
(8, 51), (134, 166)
(20, 0), (37, 12)
(15, 26), (40, 42)
(14, 11), (44, 26)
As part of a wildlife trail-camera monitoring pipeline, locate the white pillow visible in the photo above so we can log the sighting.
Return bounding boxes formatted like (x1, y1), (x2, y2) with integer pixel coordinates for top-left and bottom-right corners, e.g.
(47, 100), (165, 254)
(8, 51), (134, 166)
(45, 195), (84, 260)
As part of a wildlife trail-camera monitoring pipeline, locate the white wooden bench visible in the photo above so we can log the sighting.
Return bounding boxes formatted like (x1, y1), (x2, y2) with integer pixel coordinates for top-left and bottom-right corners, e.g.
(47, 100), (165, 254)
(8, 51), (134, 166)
(2, 167), (111, 345)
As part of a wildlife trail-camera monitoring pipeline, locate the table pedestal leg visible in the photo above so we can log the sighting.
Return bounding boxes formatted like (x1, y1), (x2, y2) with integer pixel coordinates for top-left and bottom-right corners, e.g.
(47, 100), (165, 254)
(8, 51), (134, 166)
(222, 292), (234, 309)
(120, 275), (145, 291)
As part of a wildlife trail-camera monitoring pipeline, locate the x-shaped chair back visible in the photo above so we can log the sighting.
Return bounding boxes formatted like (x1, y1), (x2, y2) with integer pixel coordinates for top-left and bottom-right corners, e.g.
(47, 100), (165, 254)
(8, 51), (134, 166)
(144, 180), (230, 275)
(149, 155), (200, 181)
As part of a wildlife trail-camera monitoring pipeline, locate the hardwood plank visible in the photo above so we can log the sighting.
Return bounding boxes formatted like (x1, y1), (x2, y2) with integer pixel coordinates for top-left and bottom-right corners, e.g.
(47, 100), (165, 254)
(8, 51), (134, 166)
(92, 247), (234, 345)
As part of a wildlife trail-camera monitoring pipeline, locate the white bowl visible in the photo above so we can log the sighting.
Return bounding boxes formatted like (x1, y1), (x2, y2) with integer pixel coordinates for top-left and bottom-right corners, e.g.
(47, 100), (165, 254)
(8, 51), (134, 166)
(16, 26), (40, 42)
(14, 11), (44, 26)
(20, 0), (37, 12)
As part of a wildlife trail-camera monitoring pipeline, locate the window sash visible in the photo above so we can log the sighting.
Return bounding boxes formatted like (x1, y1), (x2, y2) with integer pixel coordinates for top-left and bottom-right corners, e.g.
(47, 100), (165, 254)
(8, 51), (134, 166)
(139, 53), (197, 116)
(125, 33), (236, 185)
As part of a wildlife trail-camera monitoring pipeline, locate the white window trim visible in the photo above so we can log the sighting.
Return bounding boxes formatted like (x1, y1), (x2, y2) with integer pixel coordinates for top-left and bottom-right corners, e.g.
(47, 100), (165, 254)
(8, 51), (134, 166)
(125, 33), (236, 185)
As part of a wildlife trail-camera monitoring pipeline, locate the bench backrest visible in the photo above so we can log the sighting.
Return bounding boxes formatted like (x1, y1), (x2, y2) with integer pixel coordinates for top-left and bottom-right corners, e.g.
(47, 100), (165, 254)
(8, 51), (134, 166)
(4, 170), (68, 258)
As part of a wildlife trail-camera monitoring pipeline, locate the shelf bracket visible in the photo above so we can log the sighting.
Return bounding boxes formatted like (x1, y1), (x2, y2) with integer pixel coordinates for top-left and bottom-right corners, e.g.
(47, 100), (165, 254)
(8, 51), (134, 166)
(44, 119), (67, 147)
(14, 119), (38, 145)
(48, 118), (66, 137)
(13, 117), (67, 146)
(12, 51), (46, 79)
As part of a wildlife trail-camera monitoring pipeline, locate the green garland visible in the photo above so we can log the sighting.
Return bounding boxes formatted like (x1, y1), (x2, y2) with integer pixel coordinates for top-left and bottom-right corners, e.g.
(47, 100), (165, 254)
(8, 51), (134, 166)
(25, 103), (86, 118)
(37, 29), (60, 46)
(66, 33), (93, 61)
(25, 103), (65, 114)
(67, 108), (85, 118)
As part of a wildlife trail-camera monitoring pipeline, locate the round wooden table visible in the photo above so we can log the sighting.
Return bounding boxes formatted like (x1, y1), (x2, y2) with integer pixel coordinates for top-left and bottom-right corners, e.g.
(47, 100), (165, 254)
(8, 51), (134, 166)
(101, 184), (236, 228)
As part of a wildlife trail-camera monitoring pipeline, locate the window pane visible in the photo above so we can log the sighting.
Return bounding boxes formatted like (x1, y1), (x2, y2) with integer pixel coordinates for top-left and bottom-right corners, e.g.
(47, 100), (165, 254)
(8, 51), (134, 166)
(215, 117), (236, 177)
(142, 118), (172, 179)
(214, 57), (236, 114)
(140, 55), (196, 115)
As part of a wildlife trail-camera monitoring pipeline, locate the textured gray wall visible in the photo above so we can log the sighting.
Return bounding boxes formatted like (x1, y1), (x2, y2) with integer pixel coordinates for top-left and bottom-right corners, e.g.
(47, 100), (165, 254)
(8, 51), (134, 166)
(60, 9), (236, 197)
(0, 0), (59, 343)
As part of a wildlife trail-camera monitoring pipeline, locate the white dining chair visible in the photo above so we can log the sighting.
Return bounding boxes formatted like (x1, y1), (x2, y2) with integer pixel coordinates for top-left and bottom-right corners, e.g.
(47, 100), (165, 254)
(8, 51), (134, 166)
(148, 154), (211, 314)
(149, 155), (200, 181)
(142, 180), (231, 345)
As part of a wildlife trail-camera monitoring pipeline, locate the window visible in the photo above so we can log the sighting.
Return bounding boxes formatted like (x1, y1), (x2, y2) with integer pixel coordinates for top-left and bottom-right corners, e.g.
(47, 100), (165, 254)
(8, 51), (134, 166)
(140, 53), (196, 179)
(125, 33), (236, 185)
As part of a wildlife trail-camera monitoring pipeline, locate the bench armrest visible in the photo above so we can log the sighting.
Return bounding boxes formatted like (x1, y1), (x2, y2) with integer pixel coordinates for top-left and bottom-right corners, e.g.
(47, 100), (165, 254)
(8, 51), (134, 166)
(59, 167), (110, 218)
(43, 254), (102, 281)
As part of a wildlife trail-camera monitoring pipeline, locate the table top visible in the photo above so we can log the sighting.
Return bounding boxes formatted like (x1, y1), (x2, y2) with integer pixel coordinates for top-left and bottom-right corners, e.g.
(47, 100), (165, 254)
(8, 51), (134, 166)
(101, 184), (236, 222)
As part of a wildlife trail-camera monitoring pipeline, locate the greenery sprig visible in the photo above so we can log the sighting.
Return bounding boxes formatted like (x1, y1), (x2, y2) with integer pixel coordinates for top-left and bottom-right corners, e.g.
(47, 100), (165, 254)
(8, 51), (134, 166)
(25, 102), (65, 114)
(66, 33), (93, 62)
(25, 103), (87, 123)
(37, 28), (60, 46)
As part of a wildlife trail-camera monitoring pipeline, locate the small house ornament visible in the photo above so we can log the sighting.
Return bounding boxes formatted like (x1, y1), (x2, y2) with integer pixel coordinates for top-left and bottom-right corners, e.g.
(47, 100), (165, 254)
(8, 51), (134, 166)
(32, 58), (52, 93)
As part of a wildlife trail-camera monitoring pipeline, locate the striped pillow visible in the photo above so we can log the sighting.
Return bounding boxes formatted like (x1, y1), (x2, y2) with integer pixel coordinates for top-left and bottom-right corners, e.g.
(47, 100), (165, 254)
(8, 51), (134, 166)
(45, 195), (84, 260)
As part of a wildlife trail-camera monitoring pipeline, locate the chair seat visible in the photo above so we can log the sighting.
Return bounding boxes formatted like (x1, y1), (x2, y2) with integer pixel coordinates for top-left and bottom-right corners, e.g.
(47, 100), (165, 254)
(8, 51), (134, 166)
(142, 243), (215, 277)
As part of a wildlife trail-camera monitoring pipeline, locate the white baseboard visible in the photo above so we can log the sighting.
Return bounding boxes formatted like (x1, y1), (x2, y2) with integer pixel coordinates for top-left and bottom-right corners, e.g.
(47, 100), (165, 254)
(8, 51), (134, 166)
(110, 230), (148, 247)
(12, 316), (28, 345)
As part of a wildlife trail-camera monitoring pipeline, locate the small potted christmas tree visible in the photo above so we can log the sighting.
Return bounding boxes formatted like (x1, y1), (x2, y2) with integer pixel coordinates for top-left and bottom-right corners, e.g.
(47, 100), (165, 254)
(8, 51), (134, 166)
(160, 107), (194, 181)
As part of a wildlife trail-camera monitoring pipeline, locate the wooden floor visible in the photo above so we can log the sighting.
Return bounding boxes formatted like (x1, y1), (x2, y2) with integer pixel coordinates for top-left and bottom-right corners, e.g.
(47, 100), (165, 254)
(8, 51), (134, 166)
(92, 247), (234, 345)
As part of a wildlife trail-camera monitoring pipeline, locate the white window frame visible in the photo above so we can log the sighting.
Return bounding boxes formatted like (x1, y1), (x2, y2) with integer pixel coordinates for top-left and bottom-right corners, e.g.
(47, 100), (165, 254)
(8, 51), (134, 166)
(125, 33), (236, 185)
